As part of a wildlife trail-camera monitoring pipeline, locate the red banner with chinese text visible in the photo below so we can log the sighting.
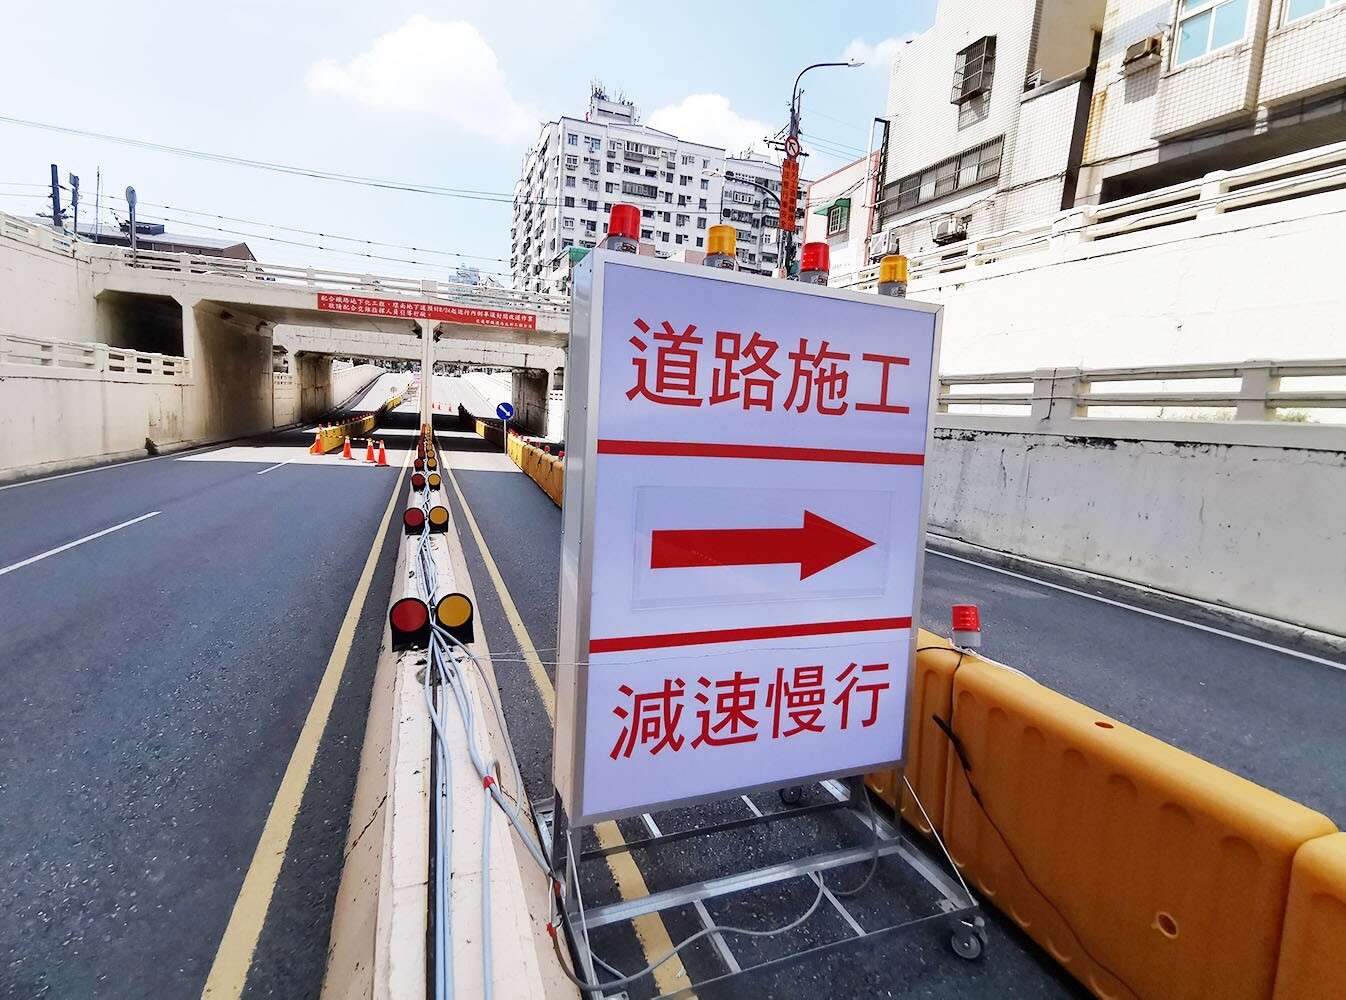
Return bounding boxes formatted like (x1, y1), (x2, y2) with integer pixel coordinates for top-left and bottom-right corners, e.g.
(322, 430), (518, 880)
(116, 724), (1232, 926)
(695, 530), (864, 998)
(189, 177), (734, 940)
(316, 293), (537, 331)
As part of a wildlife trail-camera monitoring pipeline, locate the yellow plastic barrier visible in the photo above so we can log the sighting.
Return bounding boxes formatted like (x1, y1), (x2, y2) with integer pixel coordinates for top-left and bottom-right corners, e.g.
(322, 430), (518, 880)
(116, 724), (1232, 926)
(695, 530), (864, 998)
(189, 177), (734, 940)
(939, 656), (1337, 1000)
(864, 630), (957, 838)
(1273, 833), (1346, 999)
(475, 419), (505, 448)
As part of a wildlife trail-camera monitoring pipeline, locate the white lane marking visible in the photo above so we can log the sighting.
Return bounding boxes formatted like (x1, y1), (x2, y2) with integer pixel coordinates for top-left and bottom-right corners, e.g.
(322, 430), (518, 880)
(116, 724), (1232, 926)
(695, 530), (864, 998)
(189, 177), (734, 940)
(0, 512), (161, 578)
(255, 459), (294, 476)
(928, 549), (1346, 673)
(0, 442), (234, 492)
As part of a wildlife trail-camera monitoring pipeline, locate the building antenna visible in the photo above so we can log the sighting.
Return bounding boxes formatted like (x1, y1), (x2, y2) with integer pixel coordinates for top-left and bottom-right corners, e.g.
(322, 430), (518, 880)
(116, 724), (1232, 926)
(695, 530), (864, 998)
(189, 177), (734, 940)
(94, 167), (102, 240)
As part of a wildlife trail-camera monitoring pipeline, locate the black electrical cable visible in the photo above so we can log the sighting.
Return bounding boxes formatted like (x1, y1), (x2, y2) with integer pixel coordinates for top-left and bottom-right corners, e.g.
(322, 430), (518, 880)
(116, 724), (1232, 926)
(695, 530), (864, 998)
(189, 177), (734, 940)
(934, 649), (1144, 999)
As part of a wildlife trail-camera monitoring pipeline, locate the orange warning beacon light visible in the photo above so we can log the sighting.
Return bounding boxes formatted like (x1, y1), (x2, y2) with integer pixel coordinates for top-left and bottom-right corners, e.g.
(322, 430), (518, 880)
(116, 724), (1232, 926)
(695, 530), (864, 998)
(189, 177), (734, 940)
(877, 255), (908, 298)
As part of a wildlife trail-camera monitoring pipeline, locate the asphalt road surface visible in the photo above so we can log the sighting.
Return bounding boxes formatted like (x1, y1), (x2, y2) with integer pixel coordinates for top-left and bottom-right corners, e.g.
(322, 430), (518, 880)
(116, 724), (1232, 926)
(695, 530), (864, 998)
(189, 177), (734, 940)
(437, 409), (1345, 1000)
(0, 415), (416, 998)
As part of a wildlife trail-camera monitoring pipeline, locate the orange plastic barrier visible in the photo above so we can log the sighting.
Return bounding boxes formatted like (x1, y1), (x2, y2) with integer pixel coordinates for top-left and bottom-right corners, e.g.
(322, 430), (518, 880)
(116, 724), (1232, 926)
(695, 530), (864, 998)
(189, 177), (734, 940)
(1273, 833), (1346, 999)
(941, 657), (1336, 1000)
(475, 419), (505, 448)
(505, 434), (564, 507)
(864, 630), (957, 838)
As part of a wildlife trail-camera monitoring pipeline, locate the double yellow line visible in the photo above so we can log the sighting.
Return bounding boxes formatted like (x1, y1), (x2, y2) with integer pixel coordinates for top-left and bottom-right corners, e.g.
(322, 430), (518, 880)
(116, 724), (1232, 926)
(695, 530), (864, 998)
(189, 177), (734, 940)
(202, 447), (411, 998)
(443, 467), (688, 995)
(201, 447), (684, 998)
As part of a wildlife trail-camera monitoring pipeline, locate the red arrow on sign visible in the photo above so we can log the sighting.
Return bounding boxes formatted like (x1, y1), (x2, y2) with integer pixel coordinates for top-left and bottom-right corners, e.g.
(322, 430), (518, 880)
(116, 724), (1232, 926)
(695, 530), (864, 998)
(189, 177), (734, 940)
(650, 511), (875, 580)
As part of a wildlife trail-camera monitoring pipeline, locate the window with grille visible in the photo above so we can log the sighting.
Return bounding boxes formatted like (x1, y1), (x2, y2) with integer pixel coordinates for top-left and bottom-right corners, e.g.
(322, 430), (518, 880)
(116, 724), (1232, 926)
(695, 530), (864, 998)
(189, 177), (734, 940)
(952, 36), (996, 103)
(827, 203), (849, 237)
(891, 137), (1003, 212)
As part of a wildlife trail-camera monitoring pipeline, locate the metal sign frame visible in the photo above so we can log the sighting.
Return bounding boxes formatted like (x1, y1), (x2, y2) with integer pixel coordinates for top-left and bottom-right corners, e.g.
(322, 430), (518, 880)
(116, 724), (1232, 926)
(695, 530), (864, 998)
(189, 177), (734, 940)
(554, 251), (942, 828)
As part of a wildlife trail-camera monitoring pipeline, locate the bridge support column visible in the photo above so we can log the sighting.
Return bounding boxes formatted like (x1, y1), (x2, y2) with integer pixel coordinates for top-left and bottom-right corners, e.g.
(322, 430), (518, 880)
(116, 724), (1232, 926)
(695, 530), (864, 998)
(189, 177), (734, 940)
(295, 353), (332, 421)
(419, 317), (434, 427)
(179, 298), (274, 442)
(510, 368), (550, 437)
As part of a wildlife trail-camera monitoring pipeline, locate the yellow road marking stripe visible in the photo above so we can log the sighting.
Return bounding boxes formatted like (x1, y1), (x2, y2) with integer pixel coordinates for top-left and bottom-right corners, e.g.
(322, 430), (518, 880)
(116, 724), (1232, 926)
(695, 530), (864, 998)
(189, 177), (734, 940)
(201, 446), (411, 999)
(444, 465), (688, 994)
(444, 466), (555, 722)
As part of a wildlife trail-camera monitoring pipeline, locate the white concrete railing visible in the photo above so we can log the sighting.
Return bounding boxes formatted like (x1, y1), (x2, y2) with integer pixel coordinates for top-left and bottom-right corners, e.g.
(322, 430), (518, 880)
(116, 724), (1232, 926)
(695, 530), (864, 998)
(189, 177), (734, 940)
(0, 213), (80, 255)
(0, 331), (191, 380)
(101, 246), (572, 318)
(939, 358), (1346, 425)
(851, 139), (1346, 289)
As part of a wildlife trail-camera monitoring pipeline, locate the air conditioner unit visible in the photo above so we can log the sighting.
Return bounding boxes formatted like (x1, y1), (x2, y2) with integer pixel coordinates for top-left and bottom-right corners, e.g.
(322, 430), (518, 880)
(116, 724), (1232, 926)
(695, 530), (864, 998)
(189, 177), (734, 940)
(1024, 68), (1043, 90)
(870, 229), (895, 260)
(1121, 35), (1163, 73)
(932, 216), (967, 245)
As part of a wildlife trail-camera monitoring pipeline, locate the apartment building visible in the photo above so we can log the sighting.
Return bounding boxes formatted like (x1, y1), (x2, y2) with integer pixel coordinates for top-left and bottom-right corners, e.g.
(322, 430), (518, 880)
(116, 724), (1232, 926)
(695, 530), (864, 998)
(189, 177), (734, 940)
(717, 152), (812, 277)
(873, 0), (1106, 260)
(802, 154), (880, 287)
(511, 89), (726, 293)
(1078, 0), (1346, 202)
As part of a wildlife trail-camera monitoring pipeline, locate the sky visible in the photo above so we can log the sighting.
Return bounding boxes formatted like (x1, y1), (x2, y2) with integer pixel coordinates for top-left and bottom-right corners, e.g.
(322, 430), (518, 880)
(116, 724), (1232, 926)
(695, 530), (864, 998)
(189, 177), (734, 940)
(0, 1), (937, 286)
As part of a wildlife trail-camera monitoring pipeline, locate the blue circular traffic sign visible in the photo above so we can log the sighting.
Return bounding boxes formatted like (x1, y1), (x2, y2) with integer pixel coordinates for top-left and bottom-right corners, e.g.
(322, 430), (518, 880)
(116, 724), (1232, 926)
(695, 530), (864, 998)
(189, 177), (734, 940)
(496, 402), (515, 421)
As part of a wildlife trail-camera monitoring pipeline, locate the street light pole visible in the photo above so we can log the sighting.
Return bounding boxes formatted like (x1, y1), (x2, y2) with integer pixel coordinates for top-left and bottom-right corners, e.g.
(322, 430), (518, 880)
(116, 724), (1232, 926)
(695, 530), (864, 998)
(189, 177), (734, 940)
(707, 169), (781, 272)
(780, 58), (864, 279)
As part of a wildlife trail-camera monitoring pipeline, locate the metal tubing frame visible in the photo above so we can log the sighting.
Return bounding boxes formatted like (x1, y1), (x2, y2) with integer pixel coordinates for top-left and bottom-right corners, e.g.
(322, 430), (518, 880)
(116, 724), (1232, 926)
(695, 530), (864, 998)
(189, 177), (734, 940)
(533, 775), (981, 998)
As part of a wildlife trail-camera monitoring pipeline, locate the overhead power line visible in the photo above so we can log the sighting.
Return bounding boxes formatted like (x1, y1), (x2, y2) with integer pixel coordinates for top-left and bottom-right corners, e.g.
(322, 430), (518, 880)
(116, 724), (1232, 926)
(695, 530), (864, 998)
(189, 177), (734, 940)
(0, 115), (563, 208)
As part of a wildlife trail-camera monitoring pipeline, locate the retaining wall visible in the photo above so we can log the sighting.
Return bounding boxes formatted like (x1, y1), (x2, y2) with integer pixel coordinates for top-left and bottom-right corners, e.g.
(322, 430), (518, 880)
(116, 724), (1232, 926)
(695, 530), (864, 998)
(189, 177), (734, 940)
(927, 417), (1346, 637)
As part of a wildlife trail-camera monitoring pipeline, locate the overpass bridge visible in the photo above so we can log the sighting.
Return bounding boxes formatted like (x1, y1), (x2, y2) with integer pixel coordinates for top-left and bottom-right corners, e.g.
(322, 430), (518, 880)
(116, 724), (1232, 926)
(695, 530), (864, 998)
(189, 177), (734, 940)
(1, 210), (568, 474)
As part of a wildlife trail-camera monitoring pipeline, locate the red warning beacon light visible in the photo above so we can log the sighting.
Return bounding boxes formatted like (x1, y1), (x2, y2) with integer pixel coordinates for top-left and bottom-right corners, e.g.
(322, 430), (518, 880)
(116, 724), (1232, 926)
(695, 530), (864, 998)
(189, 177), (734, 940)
(603, 204), (641, 253)
(389, 597), (431, 651)
(952, 604), (982, 648)
(403, 506), (426, 535)
(799, 242), (831, 286)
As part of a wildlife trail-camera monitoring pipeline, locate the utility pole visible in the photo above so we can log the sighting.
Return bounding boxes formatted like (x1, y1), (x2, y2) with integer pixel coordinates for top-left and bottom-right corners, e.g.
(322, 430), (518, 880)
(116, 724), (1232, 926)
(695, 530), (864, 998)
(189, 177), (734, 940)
(69, 173), (80, 235)
(49, 164), (64, 230)
(125, 186), (138, 260)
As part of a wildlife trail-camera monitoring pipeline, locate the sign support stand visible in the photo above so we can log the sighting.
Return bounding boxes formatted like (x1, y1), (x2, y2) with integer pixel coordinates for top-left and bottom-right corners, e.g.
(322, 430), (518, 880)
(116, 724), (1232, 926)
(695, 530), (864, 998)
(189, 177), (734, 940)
(533, 777), (985, 998)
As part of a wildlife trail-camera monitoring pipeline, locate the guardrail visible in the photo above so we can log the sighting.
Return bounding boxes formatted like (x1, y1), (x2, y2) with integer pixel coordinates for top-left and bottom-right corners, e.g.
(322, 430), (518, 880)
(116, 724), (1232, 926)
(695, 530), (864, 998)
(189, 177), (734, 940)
(938, 358), (1346, 424)
(852, 139), (1346, 289)
(99, 245), (572, 317)
(0, 213), (80, 255)
(0, 331), (190, 380)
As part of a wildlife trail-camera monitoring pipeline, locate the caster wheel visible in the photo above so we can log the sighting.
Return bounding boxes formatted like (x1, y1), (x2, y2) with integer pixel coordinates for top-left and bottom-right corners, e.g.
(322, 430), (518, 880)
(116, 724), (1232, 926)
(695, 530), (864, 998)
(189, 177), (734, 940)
(950, 925), (985, 961)
(778, 786), (803, 806)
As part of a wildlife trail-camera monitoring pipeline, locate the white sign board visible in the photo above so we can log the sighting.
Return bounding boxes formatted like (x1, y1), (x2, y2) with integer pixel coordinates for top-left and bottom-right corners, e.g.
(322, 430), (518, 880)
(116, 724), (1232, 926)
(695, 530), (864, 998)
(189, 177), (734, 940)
(554, 253), (940, 825)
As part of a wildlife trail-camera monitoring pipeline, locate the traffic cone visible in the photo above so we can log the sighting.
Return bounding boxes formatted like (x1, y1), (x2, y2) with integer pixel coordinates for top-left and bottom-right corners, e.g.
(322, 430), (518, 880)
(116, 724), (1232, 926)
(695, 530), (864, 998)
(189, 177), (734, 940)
(377, 441), (389, 467)
(310, 429), (323, 454)
(365, 439), (376, 462)
(341, 439), (353, 460)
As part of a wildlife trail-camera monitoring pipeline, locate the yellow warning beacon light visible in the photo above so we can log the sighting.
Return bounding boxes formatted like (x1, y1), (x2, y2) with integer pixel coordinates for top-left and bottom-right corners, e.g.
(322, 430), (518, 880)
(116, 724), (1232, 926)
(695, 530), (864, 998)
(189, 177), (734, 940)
(434, 592), (475, 644)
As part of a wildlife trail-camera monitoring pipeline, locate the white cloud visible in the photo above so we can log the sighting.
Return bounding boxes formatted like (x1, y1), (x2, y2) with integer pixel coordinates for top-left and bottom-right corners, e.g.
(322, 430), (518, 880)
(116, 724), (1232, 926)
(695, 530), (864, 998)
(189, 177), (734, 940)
(843, 35), (917, 74)
(647, 94), (776, 158)
(306, 15), (536, 143)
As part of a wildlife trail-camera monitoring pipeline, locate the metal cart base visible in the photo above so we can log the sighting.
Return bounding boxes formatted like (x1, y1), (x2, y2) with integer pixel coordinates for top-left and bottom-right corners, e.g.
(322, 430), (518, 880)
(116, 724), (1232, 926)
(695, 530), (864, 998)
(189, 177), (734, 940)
(534, 775), (987, 998)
